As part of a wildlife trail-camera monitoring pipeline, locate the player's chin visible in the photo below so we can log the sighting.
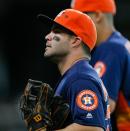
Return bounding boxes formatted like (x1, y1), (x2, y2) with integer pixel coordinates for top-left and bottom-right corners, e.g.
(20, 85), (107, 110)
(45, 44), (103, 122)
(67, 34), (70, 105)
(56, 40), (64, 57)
(44, 52), (52, 58)
(44, 53), (59, 63)
(44, 53), (49, 58)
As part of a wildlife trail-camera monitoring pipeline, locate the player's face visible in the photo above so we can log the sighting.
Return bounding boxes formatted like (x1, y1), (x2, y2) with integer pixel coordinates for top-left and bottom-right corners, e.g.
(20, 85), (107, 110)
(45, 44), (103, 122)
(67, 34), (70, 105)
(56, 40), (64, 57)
(44, 29), (72, 61)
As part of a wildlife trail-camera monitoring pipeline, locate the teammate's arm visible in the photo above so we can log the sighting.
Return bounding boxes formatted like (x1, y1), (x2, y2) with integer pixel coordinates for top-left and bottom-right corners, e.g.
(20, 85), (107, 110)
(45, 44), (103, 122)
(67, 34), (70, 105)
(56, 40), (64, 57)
(39, 124), (103, 131)
(39, 124), (104, 131)
(109, 98), (116, 113)
(56, 123), (104, 131)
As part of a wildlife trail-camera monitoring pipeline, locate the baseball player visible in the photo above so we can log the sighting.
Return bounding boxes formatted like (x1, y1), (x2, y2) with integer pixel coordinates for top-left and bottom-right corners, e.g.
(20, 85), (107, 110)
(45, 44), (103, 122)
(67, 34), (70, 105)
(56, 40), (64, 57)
(37, 8), (111, 131)
(71, 0), (130, 130)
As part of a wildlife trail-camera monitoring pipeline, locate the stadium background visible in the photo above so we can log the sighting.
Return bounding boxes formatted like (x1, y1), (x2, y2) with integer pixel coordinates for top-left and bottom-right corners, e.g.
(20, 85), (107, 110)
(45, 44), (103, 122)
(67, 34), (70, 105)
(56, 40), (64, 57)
(0, 0), (129, 130)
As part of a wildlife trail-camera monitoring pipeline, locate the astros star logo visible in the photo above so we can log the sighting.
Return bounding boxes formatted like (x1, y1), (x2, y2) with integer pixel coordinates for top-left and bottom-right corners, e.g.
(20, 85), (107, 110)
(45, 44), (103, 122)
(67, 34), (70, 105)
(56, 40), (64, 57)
(83, 96), (92, 105)
(76, 90), (98, 111)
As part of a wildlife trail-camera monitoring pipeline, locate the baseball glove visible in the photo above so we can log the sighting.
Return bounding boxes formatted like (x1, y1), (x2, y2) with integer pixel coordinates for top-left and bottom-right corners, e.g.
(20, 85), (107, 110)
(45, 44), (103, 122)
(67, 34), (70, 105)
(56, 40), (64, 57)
(19, 79), (70, 131)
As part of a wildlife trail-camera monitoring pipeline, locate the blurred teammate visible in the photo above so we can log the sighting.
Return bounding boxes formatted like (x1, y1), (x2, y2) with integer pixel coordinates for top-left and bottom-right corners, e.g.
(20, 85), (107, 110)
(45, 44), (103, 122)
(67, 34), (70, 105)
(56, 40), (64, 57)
(71, 0), (130, 130)
(38, 8), (111, 131)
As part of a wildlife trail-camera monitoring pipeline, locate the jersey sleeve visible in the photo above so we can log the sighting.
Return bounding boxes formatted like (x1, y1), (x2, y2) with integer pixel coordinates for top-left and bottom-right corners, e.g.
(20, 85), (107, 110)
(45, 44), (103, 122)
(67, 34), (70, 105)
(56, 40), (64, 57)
(67, 78), (106, 130)
(92, 45), (125, 101)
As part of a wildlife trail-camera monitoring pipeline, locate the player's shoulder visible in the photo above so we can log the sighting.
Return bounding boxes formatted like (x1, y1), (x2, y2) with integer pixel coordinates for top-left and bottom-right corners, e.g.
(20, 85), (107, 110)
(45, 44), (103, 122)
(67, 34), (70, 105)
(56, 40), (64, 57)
(66, 71), (102, 90)
(109, 31), (128, 46)
(64, 61), (105, 95)
(98, 31), (129, 54)
(66, 62), (101, 86)
(68, 70), (104, 98)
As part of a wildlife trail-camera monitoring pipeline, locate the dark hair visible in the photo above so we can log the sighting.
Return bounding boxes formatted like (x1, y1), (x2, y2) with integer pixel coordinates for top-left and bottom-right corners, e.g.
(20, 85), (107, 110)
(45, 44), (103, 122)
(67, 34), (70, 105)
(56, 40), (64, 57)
(51, 23), (76, 36)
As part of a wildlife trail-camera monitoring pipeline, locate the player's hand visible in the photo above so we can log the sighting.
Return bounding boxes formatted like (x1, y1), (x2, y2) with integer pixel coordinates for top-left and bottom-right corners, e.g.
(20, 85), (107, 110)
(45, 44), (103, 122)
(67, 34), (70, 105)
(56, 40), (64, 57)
(19, 79), (53, 130)
(19, 79), (70, 131)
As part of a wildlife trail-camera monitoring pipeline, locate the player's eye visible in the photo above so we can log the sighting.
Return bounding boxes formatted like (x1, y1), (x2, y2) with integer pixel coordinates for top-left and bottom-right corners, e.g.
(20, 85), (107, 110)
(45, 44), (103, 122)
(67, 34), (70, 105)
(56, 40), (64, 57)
(52, 36), (60, 41)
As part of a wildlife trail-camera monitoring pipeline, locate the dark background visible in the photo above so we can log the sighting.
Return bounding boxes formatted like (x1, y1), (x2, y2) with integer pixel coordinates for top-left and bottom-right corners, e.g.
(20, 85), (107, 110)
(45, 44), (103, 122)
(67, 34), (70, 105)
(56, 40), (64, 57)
(0, 0), (130, 130)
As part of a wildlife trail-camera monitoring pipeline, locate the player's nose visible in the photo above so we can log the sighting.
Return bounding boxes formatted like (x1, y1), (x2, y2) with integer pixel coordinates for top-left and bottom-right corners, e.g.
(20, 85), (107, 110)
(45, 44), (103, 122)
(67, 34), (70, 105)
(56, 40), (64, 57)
(45, 33), (53, 41)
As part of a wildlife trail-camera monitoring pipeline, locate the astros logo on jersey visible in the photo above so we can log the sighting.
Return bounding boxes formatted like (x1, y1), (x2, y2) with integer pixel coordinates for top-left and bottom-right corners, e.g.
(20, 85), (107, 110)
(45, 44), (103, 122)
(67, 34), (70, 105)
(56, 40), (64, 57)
(94, 61), (106, 77)
(76, 90), (98, 111)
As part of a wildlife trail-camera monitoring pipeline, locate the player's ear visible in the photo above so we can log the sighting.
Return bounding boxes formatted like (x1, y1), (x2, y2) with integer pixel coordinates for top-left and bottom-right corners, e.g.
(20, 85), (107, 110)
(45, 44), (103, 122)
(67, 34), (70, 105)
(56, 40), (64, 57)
(71, 36), (82, 48)
(93, 11), (104, 23)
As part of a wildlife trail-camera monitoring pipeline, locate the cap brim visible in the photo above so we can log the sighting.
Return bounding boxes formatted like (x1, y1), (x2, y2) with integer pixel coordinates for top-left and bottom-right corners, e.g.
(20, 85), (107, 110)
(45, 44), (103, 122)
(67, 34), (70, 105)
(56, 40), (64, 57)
(37, 14), (68, 31)
(37, 14), (76, 36)
(37, 14), (54, 25)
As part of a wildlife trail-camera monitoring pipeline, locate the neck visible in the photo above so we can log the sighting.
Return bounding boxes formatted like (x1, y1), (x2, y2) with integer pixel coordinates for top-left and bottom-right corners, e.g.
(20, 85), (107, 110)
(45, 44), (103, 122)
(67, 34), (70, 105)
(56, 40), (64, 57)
(57, 54), (88, 75)
(96, 23), (116, 46)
